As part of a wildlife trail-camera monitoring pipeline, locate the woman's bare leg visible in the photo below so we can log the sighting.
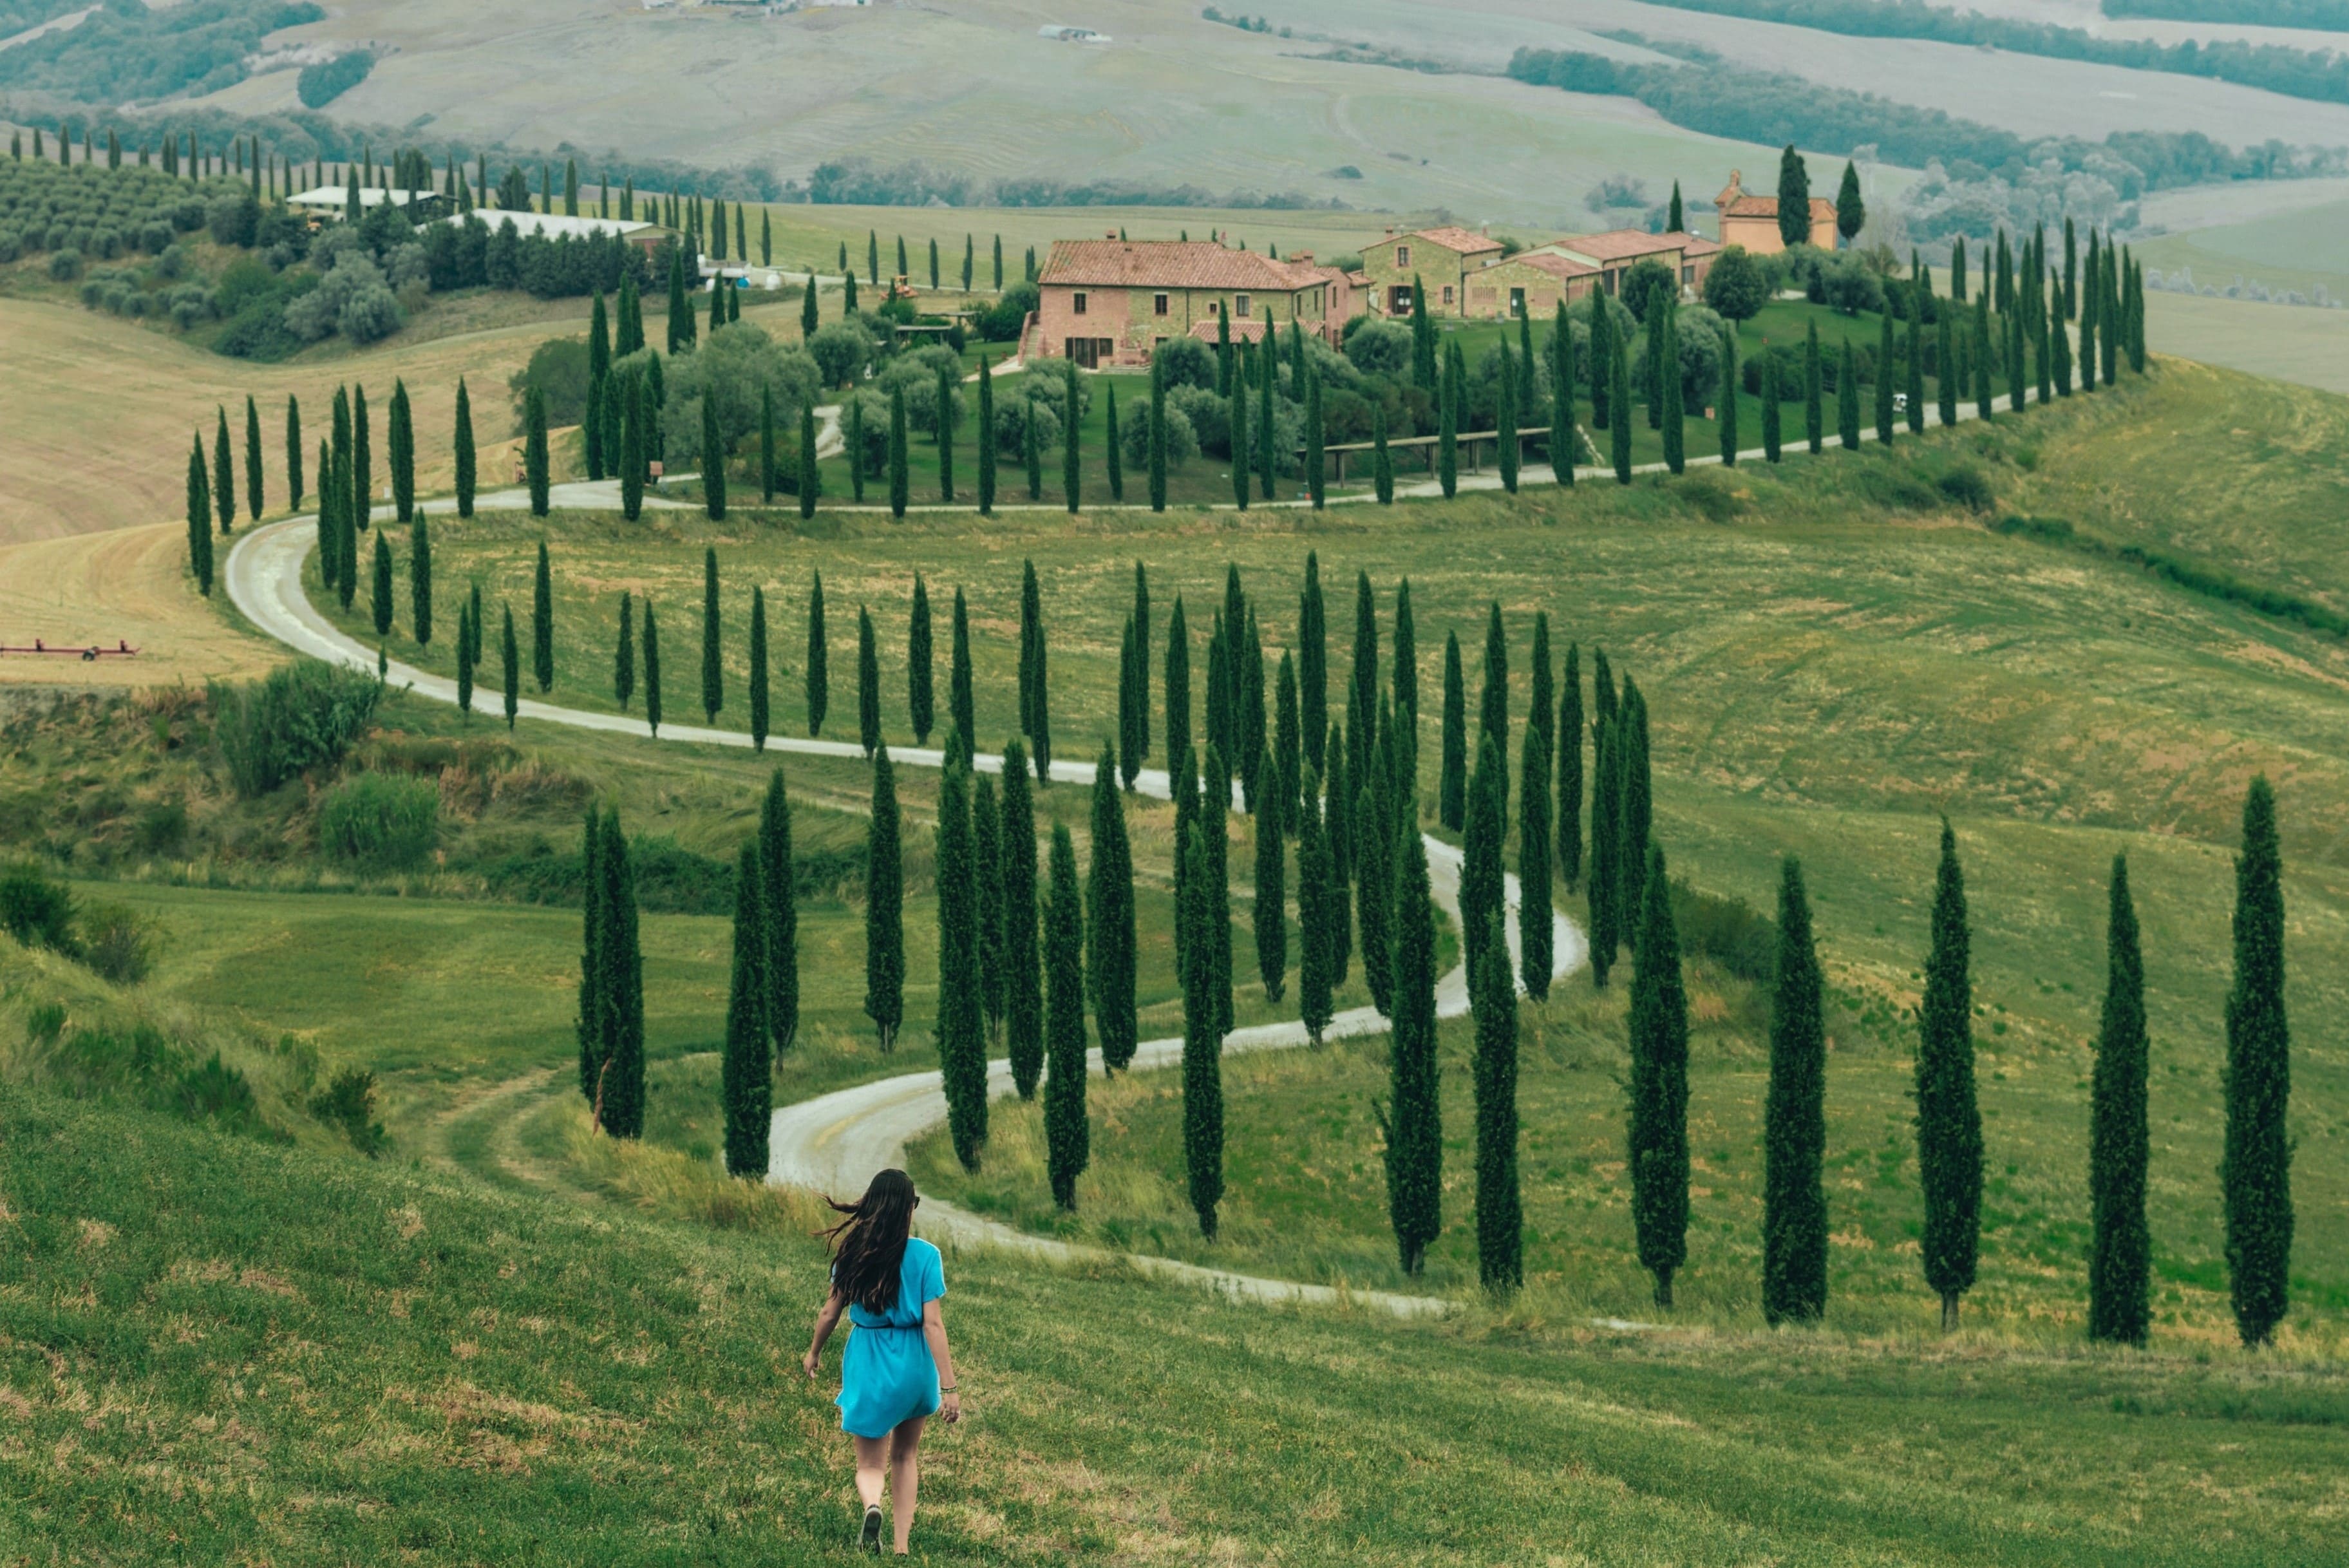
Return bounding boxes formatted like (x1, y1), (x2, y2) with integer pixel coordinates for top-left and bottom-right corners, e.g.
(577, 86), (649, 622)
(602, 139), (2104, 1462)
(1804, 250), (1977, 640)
(886, 1413), (927, 1554)
(851, 1433), (891, 1514)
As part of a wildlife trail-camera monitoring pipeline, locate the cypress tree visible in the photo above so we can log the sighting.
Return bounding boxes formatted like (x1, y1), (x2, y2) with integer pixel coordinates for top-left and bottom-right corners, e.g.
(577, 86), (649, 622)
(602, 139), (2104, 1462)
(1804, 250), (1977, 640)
(2223, 778), (2292, 1347)
(1974, 295), (1995, 421)
(641, 599), (662, 735)
(1103, 385), (1121, 503)
(844, 270), (858, 314)
(1131, 562), (1151, 762)
(948, 589), (974, 769)
(974, 771), (1008, 1057)
(454, 377), (476, 518)
(721, 839), (770, 1177)
(371, 533), (394, 637)
(1043, 820), (1090, 1209)
(1231, 368), (1250, 510)
(1409, 274), (1436, 388)
(286, 393), (304, 510)
(1917, 820), (1984, 1332)
(961, 233), (972, 291)
(2088, 853), (2150, 1346)
(800, 271), (818, 339)
(1086, 748), (1138, 1074)
(1356, 761), (1393, 1019)
(1804, 321), (1823, 454)
(1393, 578), (1419, 732)
(1307, 365), (1327, 507)
(1350, 571), (1379, 786)
(1590, 288), (1614, 431)
(2055, 310), (2074, 397)
(1761, 352), (1782, 462)
(612, 591), (634, 710)
(888, 383), (909, 518)
(1147, 356), (1167, 512)
(1519, 688), (1552, 999)
(1293, 766), (1334, 1046)
(1384, 824), (1442, 1274)
(1323, 726), (1352, 986)
(1204, 742), (1234, 1036)
(243, 395), (264, 522)
(1762, 857), (1828, 1325)
(619, 378), (645, 522)
(976, 357), (997, 516)
(1254, 759), (1287, 1002)
(1717, 323), (1739, 465)
(903, 574), (934, 745)
(1557, 643), (1583, 889)
(1240, 609), (1268, 811)
(1274, 652), (1301, 832)
(1618, 683), (1652, 936)
(1437, 341), (1458, 497)
(527, 540), (553, 692)
(698, 549), (722, 723)
(1256, 341), (1276, 500)
(1298, 554), (1326, 773)
(1179, 820), (1224, 1238)
(1019, 559), (1050, 779)
(1117, 617), (1142, 789)
(1646, 307), (1666, 433)
(1776, 143), (1811, 251)
(185, 438), (212, 594)
(1371, 402), (1394, 503)
(1473, 905), (1522, 1294)
(1873, 305), (1895, 446)
(1938, 307), (1958, 425)
(1003, 740), (1047, 1083)
(1628, 844), (1691, 1308)
(1061, 362), (1081, 513)
(857, 605), (881, 757)
(1496, 344), (1519, 492)
(212, 406), (234, 535)
(1610, 333), (1633, 483)
(935, 759), (986, 1167)
(798, 403), (820, 520)
(388, 380), (413, 522)
(352, 384), (372, 531)
(1205, 621), (1231, 776)
(848, 399), (867, 505)
(1165, 596), (1192, 784)
(666, 246), (693, 352)
(1549, 303), (1578, 484)
(1478, 601), (1509, 782)
(805, 570), (827, 736)
(1838, 338), (1861, 449)
(1461, 735), (1505, 999)
(1587, 710), (1618, 987)
(865, 748), (905, 1051)
(992, 233), (1003, 290)
(1906, 290), (1927, 433)
(748, 585), (769, 751)
(702, 390), (727, 519)
(455, 598), (475, 718)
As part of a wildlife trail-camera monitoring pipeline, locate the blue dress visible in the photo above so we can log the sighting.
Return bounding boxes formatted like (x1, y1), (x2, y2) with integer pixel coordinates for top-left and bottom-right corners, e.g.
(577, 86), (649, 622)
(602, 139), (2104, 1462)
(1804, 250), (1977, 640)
(835, 1238), (946, 1439)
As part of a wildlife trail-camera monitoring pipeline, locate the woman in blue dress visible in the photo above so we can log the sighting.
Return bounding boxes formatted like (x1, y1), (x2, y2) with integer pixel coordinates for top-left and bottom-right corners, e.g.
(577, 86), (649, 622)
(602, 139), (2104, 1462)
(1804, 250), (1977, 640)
(804, 1168), (962, 1555)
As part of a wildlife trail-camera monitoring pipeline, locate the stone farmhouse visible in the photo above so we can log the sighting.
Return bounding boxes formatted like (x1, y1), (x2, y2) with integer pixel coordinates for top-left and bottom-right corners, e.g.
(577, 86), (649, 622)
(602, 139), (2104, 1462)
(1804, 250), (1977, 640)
(1361, 225), (1721, 320)
(1032, 240), (1353, 366)
(1714, 169), (1836, 253)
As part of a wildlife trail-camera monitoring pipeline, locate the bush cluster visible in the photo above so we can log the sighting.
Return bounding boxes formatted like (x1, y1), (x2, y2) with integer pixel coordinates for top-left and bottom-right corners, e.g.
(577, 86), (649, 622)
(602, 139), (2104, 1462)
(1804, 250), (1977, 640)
(211, 659), (383, 798)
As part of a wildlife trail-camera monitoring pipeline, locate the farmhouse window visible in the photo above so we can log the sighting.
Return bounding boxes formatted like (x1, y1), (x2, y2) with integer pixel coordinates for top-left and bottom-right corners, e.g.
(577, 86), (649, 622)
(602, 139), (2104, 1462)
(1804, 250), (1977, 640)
(1073, 292), (1088, 316)
(1235, 293), (1251, 317)
(1509, 287), (1525, 315)
(1395, 245), (1410, 267)
(1440, 285), (1453, 305)
(1153, 292), (1169, 316)
(1682, 266), (1694, 284)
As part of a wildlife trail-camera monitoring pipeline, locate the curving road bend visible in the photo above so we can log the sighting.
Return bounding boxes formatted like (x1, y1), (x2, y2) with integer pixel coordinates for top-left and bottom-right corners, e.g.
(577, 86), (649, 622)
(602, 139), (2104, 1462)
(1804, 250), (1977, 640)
(226, 502), (1587, 1318)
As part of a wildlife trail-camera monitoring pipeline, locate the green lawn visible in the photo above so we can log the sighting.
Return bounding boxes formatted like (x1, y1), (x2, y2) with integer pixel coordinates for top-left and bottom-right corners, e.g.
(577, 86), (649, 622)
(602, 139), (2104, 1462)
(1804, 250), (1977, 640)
(4, 1083), (2342, 1564)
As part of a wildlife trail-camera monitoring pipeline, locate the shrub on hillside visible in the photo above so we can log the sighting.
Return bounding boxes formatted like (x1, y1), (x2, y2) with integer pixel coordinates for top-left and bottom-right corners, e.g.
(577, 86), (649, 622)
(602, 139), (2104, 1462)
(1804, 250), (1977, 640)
(317, 773), (439, 869)
(1151, 334), (1217, 390)
(211, 660), (382, 798)
(806, 317), (876, 388)
(1668, 878), (1776, 982)
(1619, 257), (1677, 323)
(1343, 318), (1411, 377)
(1701, 244), (1771, 321)
(310, 1067), (388, 1155)
(1121, 398), (1198, 467)
(976, 279), (1039, 342)
(76, 902), (155, 985)
(1, 865), (75, 954)
(296, 50), (373, 109)
(656, 325), (823, 468)
(510, 337), (594, 430)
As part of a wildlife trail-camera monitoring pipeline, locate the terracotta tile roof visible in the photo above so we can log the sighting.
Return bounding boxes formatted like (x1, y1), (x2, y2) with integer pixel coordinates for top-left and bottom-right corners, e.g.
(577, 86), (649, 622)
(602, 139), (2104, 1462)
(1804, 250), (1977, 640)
(1676, 232), (1724, 256)
(1484, 250), (1599, 280)
(1401, 225), (1504, 256)
(1538, 229), (1692, 264)
(1039, 240), (1327, 292)
(1187, 317), (1272, 344)
(1721, 194), (1836, 222)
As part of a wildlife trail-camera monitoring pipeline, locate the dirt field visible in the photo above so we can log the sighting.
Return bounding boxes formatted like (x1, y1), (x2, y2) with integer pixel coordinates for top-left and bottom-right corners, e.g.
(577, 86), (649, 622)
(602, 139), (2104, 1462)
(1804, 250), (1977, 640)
(0, 524), (279, 688)
(0, 296), (586, 547)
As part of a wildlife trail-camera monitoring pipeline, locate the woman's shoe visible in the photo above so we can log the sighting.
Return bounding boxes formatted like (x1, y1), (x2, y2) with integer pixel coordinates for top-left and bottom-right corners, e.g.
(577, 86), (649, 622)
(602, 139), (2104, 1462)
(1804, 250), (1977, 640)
(860, 1504), (885, 1553)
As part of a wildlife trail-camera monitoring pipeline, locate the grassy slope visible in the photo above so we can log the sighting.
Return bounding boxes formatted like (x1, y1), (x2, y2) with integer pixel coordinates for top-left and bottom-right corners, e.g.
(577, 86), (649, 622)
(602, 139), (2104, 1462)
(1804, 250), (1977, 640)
(3, 1082), (2342, 1565)
(291, 362), (2349, 1346)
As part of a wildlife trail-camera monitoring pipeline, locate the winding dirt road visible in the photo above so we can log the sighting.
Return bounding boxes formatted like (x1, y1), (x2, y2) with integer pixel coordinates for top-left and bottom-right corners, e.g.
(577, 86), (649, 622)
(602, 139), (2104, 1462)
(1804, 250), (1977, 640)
(225, 501), (1585, 1317)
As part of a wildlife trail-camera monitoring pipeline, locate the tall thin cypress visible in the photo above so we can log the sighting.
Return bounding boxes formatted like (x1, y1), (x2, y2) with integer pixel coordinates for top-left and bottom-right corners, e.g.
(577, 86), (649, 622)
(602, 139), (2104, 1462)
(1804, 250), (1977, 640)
(1254, 759), (1287, 1002)
(212, 406), (234, 535)
(1717, 323), (1739, 465)
(805, 570), (828, 736)
(935, 760), (986, 1167)
(721, 839), (771, 1177)
(1043, 820), (1090, 1209)
(243, 395), (264, 521)
(1383, 825), (1442, 1274)
(798, 404), (819, 520)
(1478, 601), (1509, 784)
(1003, 746), (1045, 1090)
(641, 599), (662, 735)
(1147, 356), (1167, 513)
(1472, 905), (1521, 1293)
(454, 377), (476, 518)
(1439, 632), (1468, 831)
(577, 810), (607, 1102)
(1838, 338), (1862, 449)
(1917, 820), (1983, 1332)
(597, 810), (646, 1138)
(1204, 743), (1234, 1037)
(1803, 321), (1823, 454)
(973, 773), (1008, 1057)
(1179, 821), (1223, 1238)
(388, 380), (413, 522)
(1061, 362), (1081, 513)
(1461, 735), (1505, 999)
(184, 438), (212, 594)
(285, 393), (304, 510)
(1019, 559), (1050, 780)
(748, 585), (769, 751)
(1274, 652), (1301, 832)
(888, 384), (909, 518)
(1627, 844), (1690, 1308)
(1085, 749), (1138, 1074)
(1165, 597), (1193, 784)
(857, 605), (881, 757)
(701, 390), (727, 520)
(1518, 690), (1552, 999)
(1373, 402), (1394, 503)
(865, 748), (904, 1051)
(1762, 857), (1828, 1325)
(977, 357), (997, 515)
(532, 540), (554, 692)
(612, 590), (633, 710)
(948, 588), (974, 769)
(1299, 554), (1326, 773)
(1557, 643), (1583, 889)
(2088, 853), (2150, 1346)
(1437, 341), (1458, 497)
(370, 532), (394, 638)
(700, 548), (723, 723)
(1610, 332), (1633, 483)
(2222, 778), (2292, 1347)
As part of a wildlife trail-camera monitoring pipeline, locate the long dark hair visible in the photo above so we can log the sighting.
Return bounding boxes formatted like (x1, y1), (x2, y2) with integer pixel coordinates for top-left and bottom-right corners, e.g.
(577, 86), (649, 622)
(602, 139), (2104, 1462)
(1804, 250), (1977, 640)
(820, 1168), (918, 1312)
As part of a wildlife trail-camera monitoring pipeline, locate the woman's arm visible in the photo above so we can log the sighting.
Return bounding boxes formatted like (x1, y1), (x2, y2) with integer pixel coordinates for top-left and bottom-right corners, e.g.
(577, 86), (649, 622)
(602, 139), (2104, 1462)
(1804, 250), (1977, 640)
(923, 1298), (961, 1424)
(802, 1289), (845, 1379)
